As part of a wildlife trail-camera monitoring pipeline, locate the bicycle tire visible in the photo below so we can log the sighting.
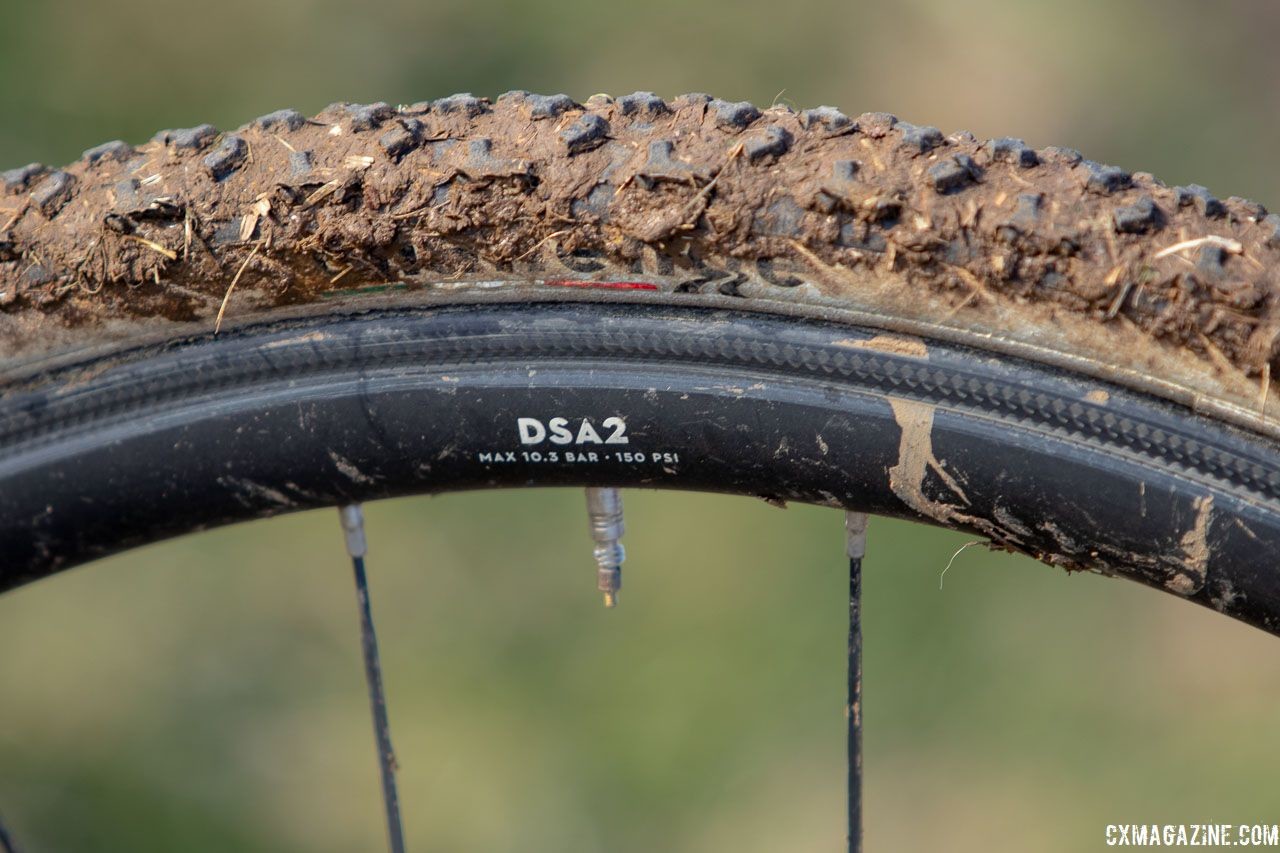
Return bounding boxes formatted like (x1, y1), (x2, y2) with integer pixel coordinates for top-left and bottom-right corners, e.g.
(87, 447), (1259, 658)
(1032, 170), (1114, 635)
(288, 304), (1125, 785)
(2, 93), (1279, 637)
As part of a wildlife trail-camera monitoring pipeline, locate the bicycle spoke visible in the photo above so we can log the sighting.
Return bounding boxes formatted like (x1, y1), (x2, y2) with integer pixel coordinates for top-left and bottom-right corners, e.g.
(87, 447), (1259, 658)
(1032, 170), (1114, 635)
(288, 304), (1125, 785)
(338, 505), (406, 853)
(844, 511), (868, 853)
(0, 811), (21, 853)
(585, 488), (626, 608)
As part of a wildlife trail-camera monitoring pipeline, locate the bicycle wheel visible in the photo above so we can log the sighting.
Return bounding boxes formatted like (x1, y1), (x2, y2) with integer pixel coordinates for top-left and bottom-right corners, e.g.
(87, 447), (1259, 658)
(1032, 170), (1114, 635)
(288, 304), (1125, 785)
(2, 92), (1279, 849)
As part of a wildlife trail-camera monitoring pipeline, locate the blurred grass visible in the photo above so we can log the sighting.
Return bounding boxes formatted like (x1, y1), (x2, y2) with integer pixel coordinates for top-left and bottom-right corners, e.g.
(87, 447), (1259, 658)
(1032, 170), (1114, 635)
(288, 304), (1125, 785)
(2, 493), (1279, 851)
(4, 0), (1280, 849)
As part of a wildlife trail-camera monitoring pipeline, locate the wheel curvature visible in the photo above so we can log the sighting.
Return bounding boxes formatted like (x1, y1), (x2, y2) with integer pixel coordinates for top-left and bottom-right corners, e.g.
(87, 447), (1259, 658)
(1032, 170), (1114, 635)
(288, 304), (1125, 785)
(1, 300), (1277, 635)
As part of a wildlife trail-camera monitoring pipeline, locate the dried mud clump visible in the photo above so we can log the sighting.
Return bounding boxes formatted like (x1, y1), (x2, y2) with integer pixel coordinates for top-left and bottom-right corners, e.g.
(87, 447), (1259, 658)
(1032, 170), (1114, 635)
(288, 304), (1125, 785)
(2, 94), (1280, 386)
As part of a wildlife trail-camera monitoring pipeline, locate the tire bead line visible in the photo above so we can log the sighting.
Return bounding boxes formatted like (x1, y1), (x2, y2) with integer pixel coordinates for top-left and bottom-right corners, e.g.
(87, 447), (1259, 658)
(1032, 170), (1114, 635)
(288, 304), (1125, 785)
(2, 307), (1276, 502)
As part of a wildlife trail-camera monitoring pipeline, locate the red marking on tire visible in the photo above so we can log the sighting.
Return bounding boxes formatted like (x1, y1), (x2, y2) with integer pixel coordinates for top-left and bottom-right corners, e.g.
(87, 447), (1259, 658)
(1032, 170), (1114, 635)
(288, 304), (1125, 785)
(545, 279), (659, 291)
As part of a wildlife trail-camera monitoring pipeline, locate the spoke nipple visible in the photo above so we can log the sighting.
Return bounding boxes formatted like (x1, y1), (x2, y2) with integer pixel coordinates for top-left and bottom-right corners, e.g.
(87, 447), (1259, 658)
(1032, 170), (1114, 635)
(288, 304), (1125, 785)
(585, 487), (625, 609)
(339, 504), (368, 559)
(844, 510), (869, 561)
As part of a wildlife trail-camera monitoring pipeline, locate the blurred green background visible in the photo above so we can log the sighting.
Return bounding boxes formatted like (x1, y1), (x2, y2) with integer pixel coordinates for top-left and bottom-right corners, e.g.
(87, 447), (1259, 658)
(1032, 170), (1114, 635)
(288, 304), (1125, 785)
(3, 0), (1280, 850)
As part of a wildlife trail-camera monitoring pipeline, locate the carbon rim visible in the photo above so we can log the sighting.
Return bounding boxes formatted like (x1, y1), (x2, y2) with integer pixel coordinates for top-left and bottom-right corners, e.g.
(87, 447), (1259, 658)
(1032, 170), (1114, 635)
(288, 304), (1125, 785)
(1, 300), (1277, 633)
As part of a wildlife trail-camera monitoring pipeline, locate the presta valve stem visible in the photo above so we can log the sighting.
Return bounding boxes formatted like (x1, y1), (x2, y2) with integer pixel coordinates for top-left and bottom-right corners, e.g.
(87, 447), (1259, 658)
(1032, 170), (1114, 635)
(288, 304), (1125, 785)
(585, 487), (625, 608)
